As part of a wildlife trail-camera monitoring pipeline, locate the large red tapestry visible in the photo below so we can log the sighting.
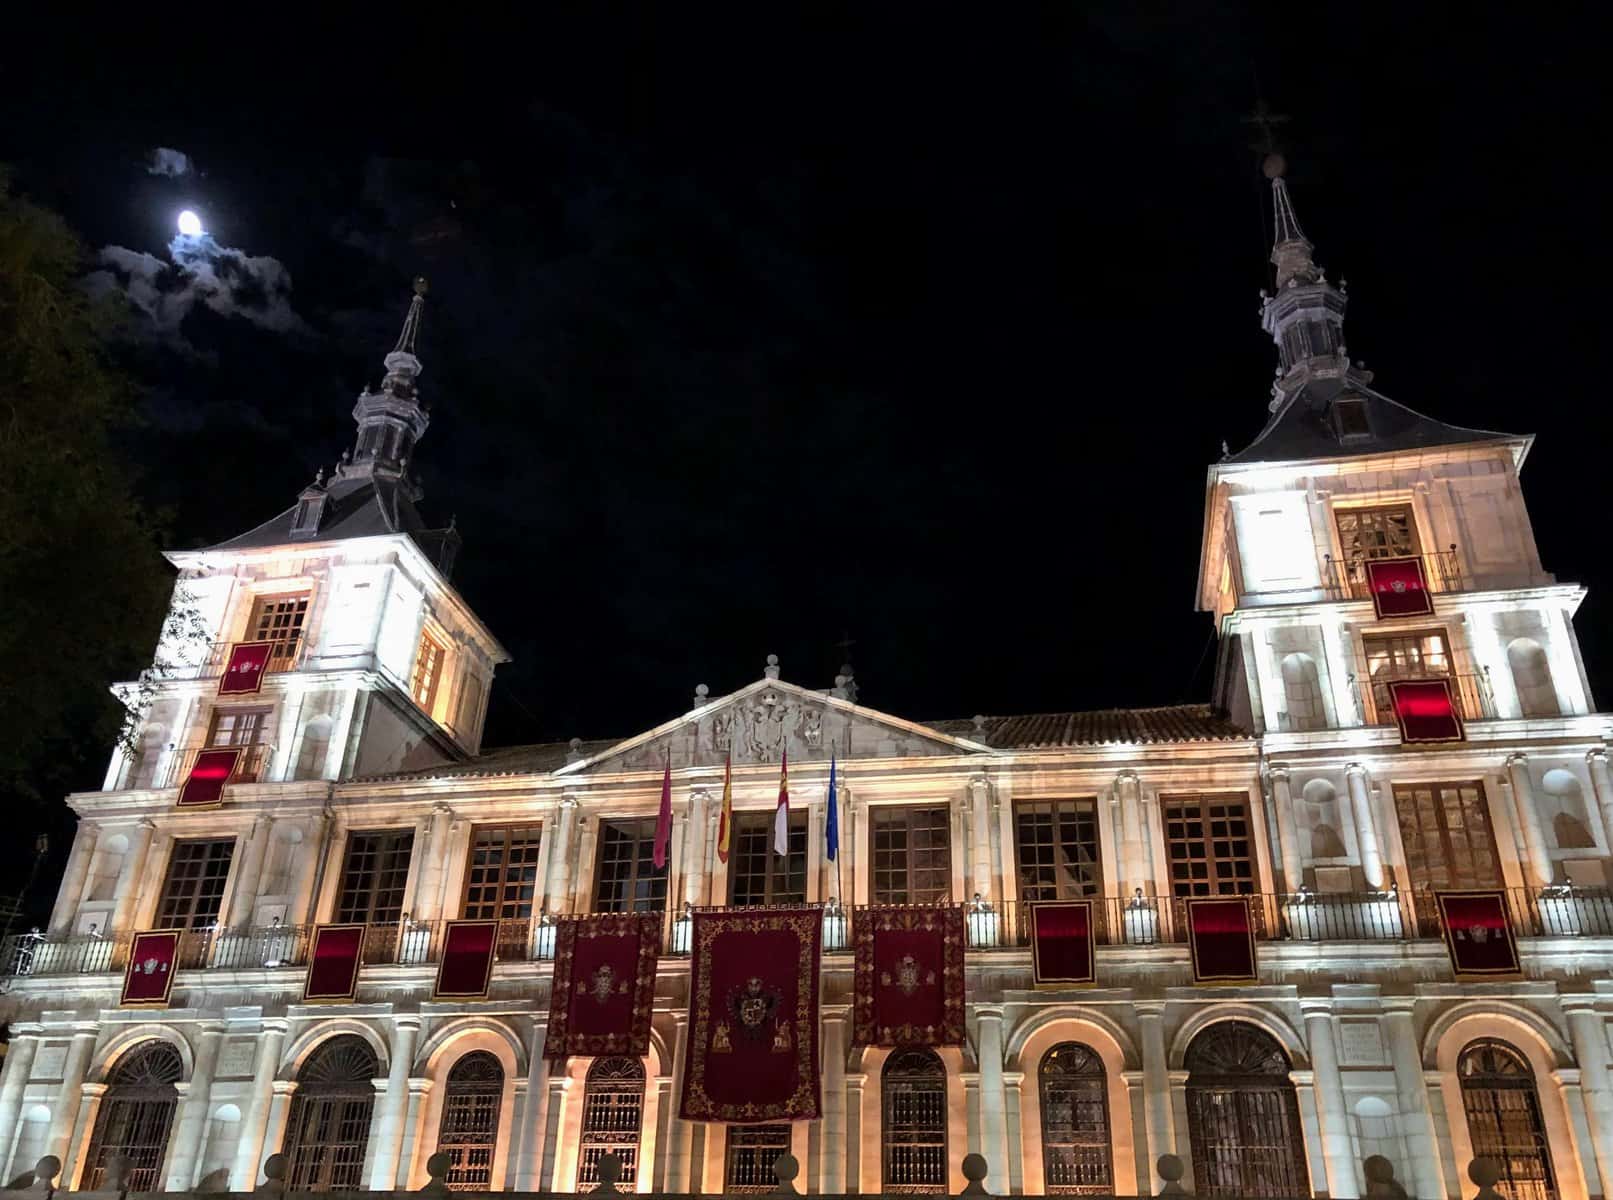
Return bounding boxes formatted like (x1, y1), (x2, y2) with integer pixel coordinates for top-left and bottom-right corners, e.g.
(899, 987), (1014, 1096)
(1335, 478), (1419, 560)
(434, 919), (498, 1000)
(1388, 678), (1466, 743)
(121, 930), (181, 1007)
(1185, 897), (1258, 985)
(1030, 900), (1095, 986)
(1364, 556), (1434, 620)
(218, 640), (274, 695)
(303, 924), (365, 1003)
(680, 906), (822, 1123)
(1437, 890), (1520, 979)
(545, 912), (660, 1060)
(853, 904), (965, 1046)
(177, 747), (240, 810)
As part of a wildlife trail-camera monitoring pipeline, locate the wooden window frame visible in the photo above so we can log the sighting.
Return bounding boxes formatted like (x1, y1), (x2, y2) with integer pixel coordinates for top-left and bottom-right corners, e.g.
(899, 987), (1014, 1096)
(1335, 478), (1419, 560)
(155, 837), (237, 931)
(1393, 781), (1502, 895)
(592, 818), (668, 914)
(727, 811), (808, 906)
(412, 629), (447, 713)
(461, 824), (545, 920)
(204, 705), (274, 781)
(1013, 798), (1104, 903)
(870, 804), (952, 906)
(246, 591), (311, 671)
(1162, 793), (1257, 898)
(334, 829), (416, 925)
(1333, 502), (1422, 564)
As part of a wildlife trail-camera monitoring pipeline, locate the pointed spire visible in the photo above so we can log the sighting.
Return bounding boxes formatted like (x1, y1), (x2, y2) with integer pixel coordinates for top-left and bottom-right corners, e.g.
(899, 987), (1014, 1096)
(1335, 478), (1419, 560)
(1264, 154), (1317, 289)
(393, 275), (428, 356)
(336, 277), (434, 488)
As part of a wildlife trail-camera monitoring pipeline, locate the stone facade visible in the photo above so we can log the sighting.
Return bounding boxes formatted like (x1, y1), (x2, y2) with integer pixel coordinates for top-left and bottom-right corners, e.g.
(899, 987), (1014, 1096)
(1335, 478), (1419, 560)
(3, 167), (1613, 1199)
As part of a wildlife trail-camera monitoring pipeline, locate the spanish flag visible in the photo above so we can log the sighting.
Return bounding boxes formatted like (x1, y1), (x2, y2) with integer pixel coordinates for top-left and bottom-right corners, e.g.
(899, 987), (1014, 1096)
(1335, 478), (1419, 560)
(774, 748), (790, 856)
(716, 752), (733, 864)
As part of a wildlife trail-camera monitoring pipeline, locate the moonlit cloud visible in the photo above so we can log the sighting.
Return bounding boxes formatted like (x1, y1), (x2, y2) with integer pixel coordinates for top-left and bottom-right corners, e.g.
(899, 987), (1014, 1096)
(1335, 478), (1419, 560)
(146, 147), (194, 178)
(86, 233), (311, 344)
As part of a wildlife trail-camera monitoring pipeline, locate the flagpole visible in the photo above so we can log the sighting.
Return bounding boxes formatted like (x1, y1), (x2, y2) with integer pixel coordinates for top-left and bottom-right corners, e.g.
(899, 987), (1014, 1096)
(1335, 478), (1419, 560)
(834, 730), (847, 906)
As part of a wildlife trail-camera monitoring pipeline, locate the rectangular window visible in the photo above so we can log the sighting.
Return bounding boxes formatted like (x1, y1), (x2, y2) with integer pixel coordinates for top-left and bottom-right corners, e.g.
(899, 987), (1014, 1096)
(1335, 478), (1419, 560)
(1392, 781), (1501, 893)
(1333, 398), (1371, 438)
(725, 1125), (792, 1192)
(205, 706), (273, 781)
(155, 838), (236, 929)
(247, 592), (310, 670)
(728, 812), (808, 906)
(1363, 629), (1452, 680)
(462, 825), (544, 920)
(871, 806), (951, 905)
(1335, 503), (1421, 563)
(1014, 799), (1103, 902)
(593, 819), (668, 914)
(335, 830), (415, 924)
(1163, 794), (1256, 897)
(412, 632), (446, 712)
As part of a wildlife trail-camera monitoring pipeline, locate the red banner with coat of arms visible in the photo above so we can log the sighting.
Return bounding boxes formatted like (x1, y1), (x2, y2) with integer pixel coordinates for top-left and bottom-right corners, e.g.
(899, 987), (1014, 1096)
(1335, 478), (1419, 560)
(545, 912), (660, 1060)
(680, 905), (822, 1123)
(853, 904), (965, 1046)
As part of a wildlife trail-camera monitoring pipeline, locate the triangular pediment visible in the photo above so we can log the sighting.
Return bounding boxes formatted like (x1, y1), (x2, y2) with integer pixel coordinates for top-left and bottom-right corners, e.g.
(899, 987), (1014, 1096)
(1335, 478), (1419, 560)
(557, 678), (992, 775)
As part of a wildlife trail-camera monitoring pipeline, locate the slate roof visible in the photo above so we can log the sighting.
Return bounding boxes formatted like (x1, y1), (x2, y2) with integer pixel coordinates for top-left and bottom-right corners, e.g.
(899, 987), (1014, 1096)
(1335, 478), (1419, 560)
(200, 473), (457, 568)
(930, 704), (1250, 748)
(1226, 376), (1520, 466)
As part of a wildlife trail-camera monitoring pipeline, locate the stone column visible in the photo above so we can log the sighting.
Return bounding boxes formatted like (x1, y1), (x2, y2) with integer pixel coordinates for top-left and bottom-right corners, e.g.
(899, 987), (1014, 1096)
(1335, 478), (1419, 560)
(291, 810), (330, 927)
(1564, 998), (1613, 1198)
(1138, 790), (1161, 895)
(1137, 1002), (1175, 1185)
(229, 816), (275, 929)
(976, 1006), (1012, 1193)
(821, 1010), (847, 1194)
(110, 819), (157, 932)
(1270, 766), (1303, 892)
(414, 803), (454, 922)
(368, 1015), (420, 1189)
(1302, 1001), (1360, 1198)
(48, 824), (98, 934)
(1588, 751), (1613, 861)
(663, 1012), (692, 1191)
(230, 1019), (288, 1190)
(1117, 772), (1144, 895)
(546, 795), (578, 915)
(395, 1079), (433, 1188)
(969, 776), (994, 904)
(165, 1024), (224, 1188)
(1344, 764), (1386, 890)
(513, 1019), (551, 1189)
(46, 1027), (98, 1164)
(1507, 754), (1554, 886)
(1382, 1002), (1443, 1200)
(684, 790), (707, 908)
(0, 1030), (41, 1181)
(257, 1082), (298, 1183)
(60, 1081), (106, 1188)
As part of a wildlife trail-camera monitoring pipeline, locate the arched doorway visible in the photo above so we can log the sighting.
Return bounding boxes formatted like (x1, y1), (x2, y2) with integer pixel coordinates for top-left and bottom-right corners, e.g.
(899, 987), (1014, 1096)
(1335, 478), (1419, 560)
(579, 1056), (645, 1190)
(1459, 1040), (1558, 1200)
(282, 1034), (380, 1192)
(438, 1050), (504, 1190)
(1039, 1042), (1112, 1194)
(81, 1041), (183, 1191)
(882, 1047), (948, 1193)
(1184, 1022), (1309, 1198)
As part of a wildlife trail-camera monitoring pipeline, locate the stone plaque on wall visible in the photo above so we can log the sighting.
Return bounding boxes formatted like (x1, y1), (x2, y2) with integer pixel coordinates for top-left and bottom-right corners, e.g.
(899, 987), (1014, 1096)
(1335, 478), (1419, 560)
(32, 1043), (67, 1080)
(216, 1039), (257, 1079)
(1339, 1020), (1387, 1066)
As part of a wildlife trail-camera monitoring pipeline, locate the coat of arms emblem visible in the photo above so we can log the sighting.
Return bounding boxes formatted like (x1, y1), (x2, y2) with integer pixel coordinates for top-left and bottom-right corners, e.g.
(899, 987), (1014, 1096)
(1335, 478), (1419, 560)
(880, 953), (935, 997)
(141, 956), (167, 976)
(1389, 579), (1408, 594)
(580, 962), (617, 1003)
(728, 975), (780, 1038)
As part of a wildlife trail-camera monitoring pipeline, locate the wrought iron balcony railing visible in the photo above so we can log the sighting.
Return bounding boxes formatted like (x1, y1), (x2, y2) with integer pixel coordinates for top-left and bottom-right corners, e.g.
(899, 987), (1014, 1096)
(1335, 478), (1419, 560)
(1356, 669), (1496, 726)
(180, 637), (304, 681)
(1323, 546), (1465, 601)
(157, 742), (272, 789)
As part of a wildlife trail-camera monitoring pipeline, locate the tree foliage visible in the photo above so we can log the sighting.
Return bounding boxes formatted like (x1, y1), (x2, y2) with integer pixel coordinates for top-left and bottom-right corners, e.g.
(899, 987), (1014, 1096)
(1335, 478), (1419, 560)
(0, 171), (173, 821)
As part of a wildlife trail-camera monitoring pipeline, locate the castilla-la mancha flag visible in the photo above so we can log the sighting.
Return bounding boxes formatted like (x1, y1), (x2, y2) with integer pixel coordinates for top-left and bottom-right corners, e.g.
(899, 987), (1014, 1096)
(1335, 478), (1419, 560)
(680, 905), (822, 1123)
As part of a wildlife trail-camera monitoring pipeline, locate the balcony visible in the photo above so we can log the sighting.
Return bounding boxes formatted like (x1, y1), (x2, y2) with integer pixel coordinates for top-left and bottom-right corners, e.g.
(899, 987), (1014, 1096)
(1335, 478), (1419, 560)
(158, 742), (272, 788)
(1322, 546), (1466, 601)
(1357, 669), (1495, 726)
(182, 637), (303, 682)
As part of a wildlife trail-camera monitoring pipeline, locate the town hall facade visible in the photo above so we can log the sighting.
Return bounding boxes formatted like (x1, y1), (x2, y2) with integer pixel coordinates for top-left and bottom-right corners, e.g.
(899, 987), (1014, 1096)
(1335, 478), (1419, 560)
(2, 162), (1611, 1200)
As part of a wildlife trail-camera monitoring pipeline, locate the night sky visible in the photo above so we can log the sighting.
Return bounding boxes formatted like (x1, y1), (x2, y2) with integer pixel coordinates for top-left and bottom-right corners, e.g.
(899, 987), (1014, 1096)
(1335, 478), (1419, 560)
(3, 8), (1606, 765)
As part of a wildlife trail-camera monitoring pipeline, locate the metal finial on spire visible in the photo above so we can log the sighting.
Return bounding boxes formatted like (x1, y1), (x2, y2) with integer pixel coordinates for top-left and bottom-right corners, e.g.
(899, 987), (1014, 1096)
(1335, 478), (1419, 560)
(1267, 157), (1308, 249)
(393, 276), (428, 357)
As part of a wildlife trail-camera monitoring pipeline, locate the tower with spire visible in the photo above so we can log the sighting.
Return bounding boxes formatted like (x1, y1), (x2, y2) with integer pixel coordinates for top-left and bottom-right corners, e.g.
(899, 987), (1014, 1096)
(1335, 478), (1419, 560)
(105, 280), (509, 796)
(1197, 152), (1600, 899)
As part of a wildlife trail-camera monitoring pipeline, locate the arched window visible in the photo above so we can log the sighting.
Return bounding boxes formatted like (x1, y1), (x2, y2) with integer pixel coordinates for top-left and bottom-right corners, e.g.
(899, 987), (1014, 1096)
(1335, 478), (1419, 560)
(1507, 639), (1559, 719)
(1039, 1042), (1112, 1194)
(1459, 1040), (1558, 1200)
(81, 1041), (183, 1191)
(1185, 1023), (1309, 1198)
(882, 1048), (948, 1193)
(282, 1035), (380, 1192)
(438, 1051), (504, 1191)
(1281, 653), (1326, 732)
(579, 1057), (645, 1191)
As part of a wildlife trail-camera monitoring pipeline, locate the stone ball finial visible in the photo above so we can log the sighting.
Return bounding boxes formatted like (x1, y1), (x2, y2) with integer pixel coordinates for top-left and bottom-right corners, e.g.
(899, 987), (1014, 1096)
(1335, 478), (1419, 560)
(413, 275), (430, 297)
(1364, 1157), (1394, 1185)
(593, 1152), (624, 1193)
(1157, 1154), (1187, 1195)
(764, 653), (781, 679)
(1469, 1158), (1504, 1189)
(960, 1153), (990, 1195)
(1262, 152), (1287, 179)
(33, 1156), (61, 1187)
(420, 1151), (452, 1194)
(769, 1153), (801, 1195)
(257, 1153), (287, 1194)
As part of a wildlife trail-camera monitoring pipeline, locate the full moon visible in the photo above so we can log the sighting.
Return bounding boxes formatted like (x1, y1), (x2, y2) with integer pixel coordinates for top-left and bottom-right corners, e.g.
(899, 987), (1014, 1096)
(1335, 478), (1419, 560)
(176, 209), (203, 237)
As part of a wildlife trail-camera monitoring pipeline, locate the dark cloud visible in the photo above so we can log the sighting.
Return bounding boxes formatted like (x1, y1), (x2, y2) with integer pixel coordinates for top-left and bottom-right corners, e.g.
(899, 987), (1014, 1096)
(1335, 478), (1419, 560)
(146, 147), (193, 178)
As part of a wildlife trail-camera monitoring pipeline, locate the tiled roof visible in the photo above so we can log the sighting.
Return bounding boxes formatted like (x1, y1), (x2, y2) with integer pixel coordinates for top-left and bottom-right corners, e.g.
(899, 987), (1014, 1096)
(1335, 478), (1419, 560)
(357, 738), (618, 783)
(931, 704), (1251, 748)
